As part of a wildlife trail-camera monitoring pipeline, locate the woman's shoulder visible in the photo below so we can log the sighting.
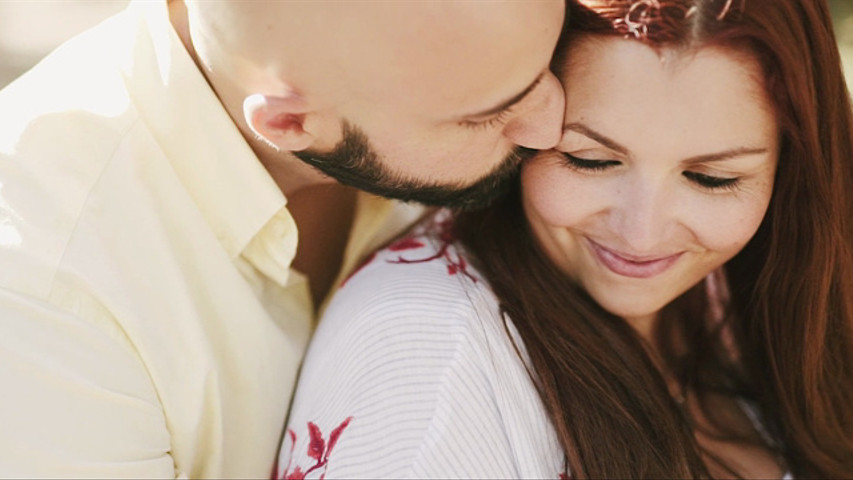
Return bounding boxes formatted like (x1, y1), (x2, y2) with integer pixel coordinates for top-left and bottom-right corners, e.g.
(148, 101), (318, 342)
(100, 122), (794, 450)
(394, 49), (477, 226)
(281, 214), (566, 479)
(326, 214), (497, 337)
(301, 220), (495, 392)
(300, 212), (506, 384)
(279, 216), (562, 478)
(303, 215), (507, 389)
(344, 213), (482, 286)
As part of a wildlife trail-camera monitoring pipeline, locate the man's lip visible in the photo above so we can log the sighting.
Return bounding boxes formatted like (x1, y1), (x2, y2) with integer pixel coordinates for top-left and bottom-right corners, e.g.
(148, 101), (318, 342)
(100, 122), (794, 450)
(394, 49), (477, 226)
(587, 239), (683, 279)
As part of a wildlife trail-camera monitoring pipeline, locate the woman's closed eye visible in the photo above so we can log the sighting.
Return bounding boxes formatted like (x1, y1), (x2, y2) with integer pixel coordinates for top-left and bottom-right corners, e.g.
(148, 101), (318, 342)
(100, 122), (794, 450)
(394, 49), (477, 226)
(683, 171), (741, 191)
(563, 152), (743, 192)
(561, 153), (621, 171)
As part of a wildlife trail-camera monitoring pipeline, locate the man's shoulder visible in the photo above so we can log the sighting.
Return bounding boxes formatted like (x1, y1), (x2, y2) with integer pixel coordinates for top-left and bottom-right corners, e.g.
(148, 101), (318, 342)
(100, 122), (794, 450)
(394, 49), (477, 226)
(0, 8), (140, 154)
(0, 8), (151, 297)
(0, 79), (140, 298)
(0, 3), (138, 128)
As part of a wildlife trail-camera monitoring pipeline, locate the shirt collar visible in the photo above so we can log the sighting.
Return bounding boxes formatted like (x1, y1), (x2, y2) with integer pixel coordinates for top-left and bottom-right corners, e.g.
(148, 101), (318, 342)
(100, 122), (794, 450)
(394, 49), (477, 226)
(120, 0), (290, 259)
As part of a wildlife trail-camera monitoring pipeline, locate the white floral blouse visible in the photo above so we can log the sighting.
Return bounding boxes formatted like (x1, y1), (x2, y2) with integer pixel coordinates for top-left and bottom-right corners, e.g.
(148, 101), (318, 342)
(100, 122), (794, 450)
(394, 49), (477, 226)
(276, 218), (564, 479)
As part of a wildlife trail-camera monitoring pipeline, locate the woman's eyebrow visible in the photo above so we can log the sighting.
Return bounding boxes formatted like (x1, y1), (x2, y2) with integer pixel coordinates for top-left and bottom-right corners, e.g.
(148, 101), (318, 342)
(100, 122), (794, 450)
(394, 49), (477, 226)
(562, 122), (628, 154)
(682, 147), (769, 165)
(563, 122), (769, 164)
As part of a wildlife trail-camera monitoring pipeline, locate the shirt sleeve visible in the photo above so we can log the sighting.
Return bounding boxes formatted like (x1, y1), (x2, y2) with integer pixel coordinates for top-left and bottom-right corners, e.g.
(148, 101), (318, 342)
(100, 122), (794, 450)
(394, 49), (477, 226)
(0, 288), (177, 478)
(276, 243), (522, 479)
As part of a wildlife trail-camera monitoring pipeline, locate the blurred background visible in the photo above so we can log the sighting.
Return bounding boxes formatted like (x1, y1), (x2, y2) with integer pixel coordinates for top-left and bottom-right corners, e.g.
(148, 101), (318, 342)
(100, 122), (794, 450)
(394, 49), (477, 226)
(1, 0), (853, 90)
(0, 1), (128, 89)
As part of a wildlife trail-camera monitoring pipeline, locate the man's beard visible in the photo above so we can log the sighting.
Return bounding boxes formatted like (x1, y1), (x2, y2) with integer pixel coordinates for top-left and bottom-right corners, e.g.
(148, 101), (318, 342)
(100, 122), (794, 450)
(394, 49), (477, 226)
(291, 121), (535, 211)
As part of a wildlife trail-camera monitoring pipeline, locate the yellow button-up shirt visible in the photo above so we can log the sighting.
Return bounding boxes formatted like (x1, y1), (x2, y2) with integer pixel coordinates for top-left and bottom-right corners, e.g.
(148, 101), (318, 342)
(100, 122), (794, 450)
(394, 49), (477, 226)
(0, 2), (420, 477)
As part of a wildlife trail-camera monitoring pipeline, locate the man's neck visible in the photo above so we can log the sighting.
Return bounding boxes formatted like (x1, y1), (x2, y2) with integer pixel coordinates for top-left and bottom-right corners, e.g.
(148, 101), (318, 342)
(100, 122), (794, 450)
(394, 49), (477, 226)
(287, 184), (358, 309)
(168, 0), (332, 198)
(169, 0), (359, 307)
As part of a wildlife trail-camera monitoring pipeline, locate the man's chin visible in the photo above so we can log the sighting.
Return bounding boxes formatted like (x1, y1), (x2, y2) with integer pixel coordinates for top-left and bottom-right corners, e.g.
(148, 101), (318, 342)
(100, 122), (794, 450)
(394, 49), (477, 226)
(386, 174), (518, 211)
(311, 162), (520, 210)
(289, 120), (534, 209)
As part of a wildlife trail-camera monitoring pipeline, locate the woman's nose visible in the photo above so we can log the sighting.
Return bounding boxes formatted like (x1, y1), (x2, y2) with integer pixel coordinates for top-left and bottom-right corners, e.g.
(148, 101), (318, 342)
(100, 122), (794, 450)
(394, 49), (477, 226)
(609, 179), (676, 254)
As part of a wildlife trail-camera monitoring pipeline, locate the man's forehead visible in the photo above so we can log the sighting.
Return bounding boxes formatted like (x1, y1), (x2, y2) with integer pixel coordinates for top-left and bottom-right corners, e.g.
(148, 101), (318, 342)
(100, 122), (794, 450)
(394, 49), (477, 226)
(189, 0), (563, 118)
(189, 0), (562, 60)
(354, 7), (561, 117)
(199, 1), (562, 38)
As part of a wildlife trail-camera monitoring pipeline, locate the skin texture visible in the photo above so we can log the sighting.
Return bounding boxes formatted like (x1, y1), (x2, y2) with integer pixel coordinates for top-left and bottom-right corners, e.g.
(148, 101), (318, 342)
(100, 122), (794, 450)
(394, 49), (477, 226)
(169, 0), (564, 302)
(179, 0), (566, 202)
(522, 37), (779, 340)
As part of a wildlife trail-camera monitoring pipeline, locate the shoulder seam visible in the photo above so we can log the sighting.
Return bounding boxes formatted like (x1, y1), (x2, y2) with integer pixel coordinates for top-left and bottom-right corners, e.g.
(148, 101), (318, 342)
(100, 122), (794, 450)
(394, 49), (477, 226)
(46, 117), (144, 297)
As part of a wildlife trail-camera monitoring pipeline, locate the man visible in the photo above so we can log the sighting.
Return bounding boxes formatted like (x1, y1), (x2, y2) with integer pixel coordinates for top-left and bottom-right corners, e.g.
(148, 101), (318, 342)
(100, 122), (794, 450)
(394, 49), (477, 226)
(0, 0), (564, 477)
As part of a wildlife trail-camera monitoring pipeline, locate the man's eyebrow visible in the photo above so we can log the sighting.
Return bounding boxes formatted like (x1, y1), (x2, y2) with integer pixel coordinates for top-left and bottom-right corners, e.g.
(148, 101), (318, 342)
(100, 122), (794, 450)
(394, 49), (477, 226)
(564, 122), (769, 163)
(462, 72), (545, 118)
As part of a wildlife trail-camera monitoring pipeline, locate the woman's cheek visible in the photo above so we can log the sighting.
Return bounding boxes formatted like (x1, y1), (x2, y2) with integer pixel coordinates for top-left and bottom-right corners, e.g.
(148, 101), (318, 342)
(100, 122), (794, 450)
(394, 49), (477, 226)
(682, 191), (771, 256)
(521, 159), (604, 229)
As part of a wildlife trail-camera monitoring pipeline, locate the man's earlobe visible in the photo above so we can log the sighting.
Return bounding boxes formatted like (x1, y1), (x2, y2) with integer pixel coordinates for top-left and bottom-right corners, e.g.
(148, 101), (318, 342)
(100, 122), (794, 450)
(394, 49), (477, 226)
(243, 93), (315, 152)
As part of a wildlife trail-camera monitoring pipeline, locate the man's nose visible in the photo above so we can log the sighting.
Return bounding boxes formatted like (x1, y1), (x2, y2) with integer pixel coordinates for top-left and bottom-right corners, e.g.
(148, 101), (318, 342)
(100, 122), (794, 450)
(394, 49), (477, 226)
(502, 71), (565, 150)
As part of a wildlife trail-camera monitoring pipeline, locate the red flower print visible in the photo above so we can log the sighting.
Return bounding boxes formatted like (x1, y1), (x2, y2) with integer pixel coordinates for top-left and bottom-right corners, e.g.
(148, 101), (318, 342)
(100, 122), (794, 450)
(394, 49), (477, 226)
(277, 417), (354, 480)
(388, 237), (426, 251)
(327, 417), (351, 454)
(307, 422), (325, 461)
(387, 222), (477, 282)
(342, 215), (478, 288)
(284, 466), (305, 480)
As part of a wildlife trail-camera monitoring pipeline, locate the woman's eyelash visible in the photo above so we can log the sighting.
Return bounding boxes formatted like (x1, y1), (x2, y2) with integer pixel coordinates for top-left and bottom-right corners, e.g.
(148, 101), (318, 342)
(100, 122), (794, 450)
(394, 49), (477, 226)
(460, 106), (515, 131)
(682, 171), (740, 190)
(564, 153), (742, 191)
(562, 153), (620, 171)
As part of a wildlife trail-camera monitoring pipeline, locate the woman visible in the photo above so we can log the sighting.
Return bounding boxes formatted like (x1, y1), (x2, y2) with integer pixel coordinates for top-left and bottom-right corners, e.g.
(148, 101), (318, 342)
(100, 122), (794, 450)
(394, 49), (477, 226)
(277, 0), (853, 478)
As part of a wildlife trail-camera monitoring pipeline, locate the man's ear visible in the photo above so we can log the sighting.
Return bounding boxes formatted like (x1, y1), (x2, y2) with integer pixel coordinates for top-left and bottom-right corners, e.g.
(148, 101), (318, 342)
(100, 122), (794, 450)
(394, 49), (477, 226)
(242, 92), (315, 152)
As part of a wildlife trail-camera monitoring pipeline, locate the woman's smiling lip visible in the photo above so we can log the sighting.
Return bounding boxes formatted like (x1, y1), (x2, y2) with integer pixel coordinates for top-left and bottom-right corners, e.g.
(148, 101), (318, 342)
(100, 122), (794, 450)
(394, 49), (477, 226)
(586, 238), (683, 278)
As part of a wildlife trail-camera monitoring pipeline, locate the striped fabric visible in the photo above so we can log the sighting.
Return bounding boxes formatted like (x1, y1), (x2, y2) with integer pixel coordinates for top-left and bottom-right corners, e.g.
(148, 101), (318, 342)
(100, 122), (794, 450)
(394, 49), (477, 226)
(277, 224), (565, 479)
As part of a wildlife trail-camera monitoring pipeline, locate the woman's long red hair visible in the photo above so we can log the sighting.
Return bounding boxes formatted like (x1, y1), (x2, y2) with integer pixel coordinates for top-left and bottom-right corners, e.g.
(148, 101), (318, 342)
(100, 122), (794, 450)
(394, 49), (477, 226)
(454, 0), (853, 477)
